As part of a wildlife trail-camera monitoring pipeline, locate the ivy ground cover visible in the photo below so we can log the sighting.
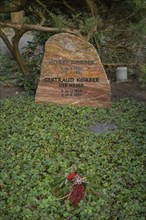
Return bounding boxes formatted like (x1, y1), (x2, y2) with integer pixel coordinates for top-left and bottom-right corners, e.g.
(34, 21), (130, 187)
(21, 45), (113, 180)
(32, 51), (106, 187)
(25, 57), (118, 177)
(0, 95), (146, 220)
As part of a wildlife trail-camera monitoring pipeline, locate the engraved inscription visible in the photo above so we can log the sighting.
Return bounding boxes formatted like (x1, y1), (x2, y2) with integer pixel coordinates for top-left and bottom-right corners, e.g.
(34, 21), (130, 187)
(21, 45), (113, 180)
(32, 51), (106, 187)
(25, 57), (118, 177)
(44, 76), (99, 96)
(35, 33), (111, 108)
(48, 59), (95, 65)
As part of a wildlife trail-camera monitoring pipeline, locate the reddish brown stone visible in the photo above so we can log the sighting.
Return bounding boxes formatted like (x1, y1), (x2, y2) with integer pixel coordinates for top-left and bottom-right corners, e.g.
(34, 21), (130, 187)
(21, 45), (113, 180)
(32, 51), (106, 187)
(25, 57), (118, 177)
(35, 33), (111, 108)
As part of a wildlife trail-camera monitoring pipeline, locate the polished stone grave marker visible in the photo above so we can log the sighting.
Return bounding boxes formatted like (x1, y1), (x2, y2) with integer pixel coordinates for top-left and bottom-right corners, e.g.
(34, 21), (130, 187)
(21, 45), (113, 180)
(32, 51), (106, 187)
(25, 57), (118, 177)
(35, 33), (111, 108)
(89, 123), (117, 133)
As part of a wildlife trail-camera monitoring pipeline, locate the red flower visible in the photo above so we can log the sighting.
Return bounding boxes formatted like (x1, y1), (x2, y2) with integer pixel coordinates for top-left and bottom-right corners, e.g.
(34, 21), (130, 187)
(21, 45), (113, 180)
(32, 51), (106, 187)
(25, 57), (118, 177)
(67, 172), (76, 181)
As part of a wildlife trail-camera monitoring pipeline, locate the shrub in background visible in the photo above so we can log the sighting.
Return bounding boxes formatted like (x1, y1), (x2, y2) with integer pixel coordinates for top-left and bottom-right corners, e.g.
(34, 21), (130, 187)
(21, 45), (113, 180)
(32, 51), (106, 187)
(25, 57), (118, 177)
(0, 44), (43, 93)
(138, 65), (146, 89)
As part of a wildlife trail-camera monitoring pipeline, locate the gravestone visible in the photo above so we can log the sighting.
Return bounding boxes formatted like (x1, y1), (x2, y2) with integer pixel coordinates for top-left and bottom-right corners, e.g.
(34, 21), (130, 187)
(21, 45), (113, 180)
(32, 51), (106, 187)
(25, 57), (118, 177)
(35, 33), (111, 108)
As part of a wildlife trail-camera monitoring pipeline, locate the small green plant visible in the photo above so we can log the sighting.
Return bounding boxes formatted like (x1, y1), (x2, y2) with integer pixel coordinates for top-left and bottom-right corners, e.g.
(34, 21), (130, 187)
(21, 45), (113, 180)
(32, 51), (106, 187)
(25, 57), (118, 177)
(80, 17), (100, 36)
(0, 52), (21, 85)
(138, 66), (146, 88)
(33, 32), (54, 46)
(17, 44), (43, 93)
(0, 44), (43, 92)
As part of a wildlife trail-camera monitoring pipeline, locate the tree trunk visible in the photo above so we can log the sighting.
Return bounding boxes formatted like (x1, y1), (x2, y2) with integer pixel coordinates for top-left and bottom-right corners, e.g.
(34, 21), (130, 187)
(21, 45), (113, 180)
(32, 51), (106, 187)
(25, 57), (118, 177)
(0, 29), (15, 57)
(0, 28), (30, 76)
(12, 30), (30, 76)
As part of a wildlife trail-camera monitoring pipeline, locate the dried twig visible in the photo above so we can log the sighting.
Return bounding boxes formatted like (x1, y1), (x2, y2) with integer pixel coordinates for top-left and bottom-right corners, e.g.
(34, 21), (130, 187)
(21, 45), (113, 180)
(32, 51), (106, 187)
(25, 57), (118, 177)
(55, 193), (71, 201)
(63, 0), (76, 13)
(34, 0), (54, 18)
(32, 10), (46, 26)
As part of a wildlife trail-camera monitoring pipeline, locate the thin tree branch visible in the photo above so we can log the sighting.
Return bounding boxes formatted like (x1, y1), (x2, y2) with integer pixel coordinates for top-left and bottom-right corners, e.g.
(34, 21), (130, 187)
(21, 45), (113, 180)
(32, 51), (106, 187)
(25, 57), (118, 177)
(0, 28), (14, 56)
(34, 0), (54, 18)
(85, 0), (98, 17)
(9, 0), (20, 7)
(0, 0), (28, 13)
(0, 26), (29, 75)
(63, 0), (76, 13)
(12, 29), (30, 75)
(118, 11), (137, 23)
(32, 10), (46, 26)
(0, 22), (82, 37)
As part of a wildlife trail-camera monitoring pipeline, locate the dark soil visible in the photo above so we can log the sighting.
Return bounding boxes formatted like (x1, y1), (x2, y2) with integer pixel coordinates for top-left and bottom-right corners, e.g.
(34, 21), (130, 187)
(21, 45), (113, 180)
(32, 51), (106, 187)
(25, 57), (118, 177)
(111, 80), (146, 102)
(0, 86), (24, 100)
(0, 80), (145, 102)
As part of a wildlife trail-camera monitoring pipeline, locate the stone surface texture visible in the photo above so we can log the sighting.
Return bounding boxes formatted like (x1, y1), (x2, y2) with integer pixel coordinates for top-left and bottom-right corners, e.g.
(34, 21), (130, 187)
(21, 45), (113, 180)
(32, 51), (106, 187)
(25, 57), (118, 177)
(35, 33), (111, 108)
(89, 123), (117, 133)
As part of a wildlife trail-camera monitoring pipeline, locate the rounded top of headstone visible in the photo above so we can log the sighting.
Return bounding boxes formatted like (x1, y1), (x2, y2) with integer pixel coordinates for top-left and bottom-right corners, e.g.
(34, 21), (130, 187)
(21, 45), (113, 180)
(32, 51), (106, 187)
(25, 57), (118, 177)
(45, 33), (97, 56)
